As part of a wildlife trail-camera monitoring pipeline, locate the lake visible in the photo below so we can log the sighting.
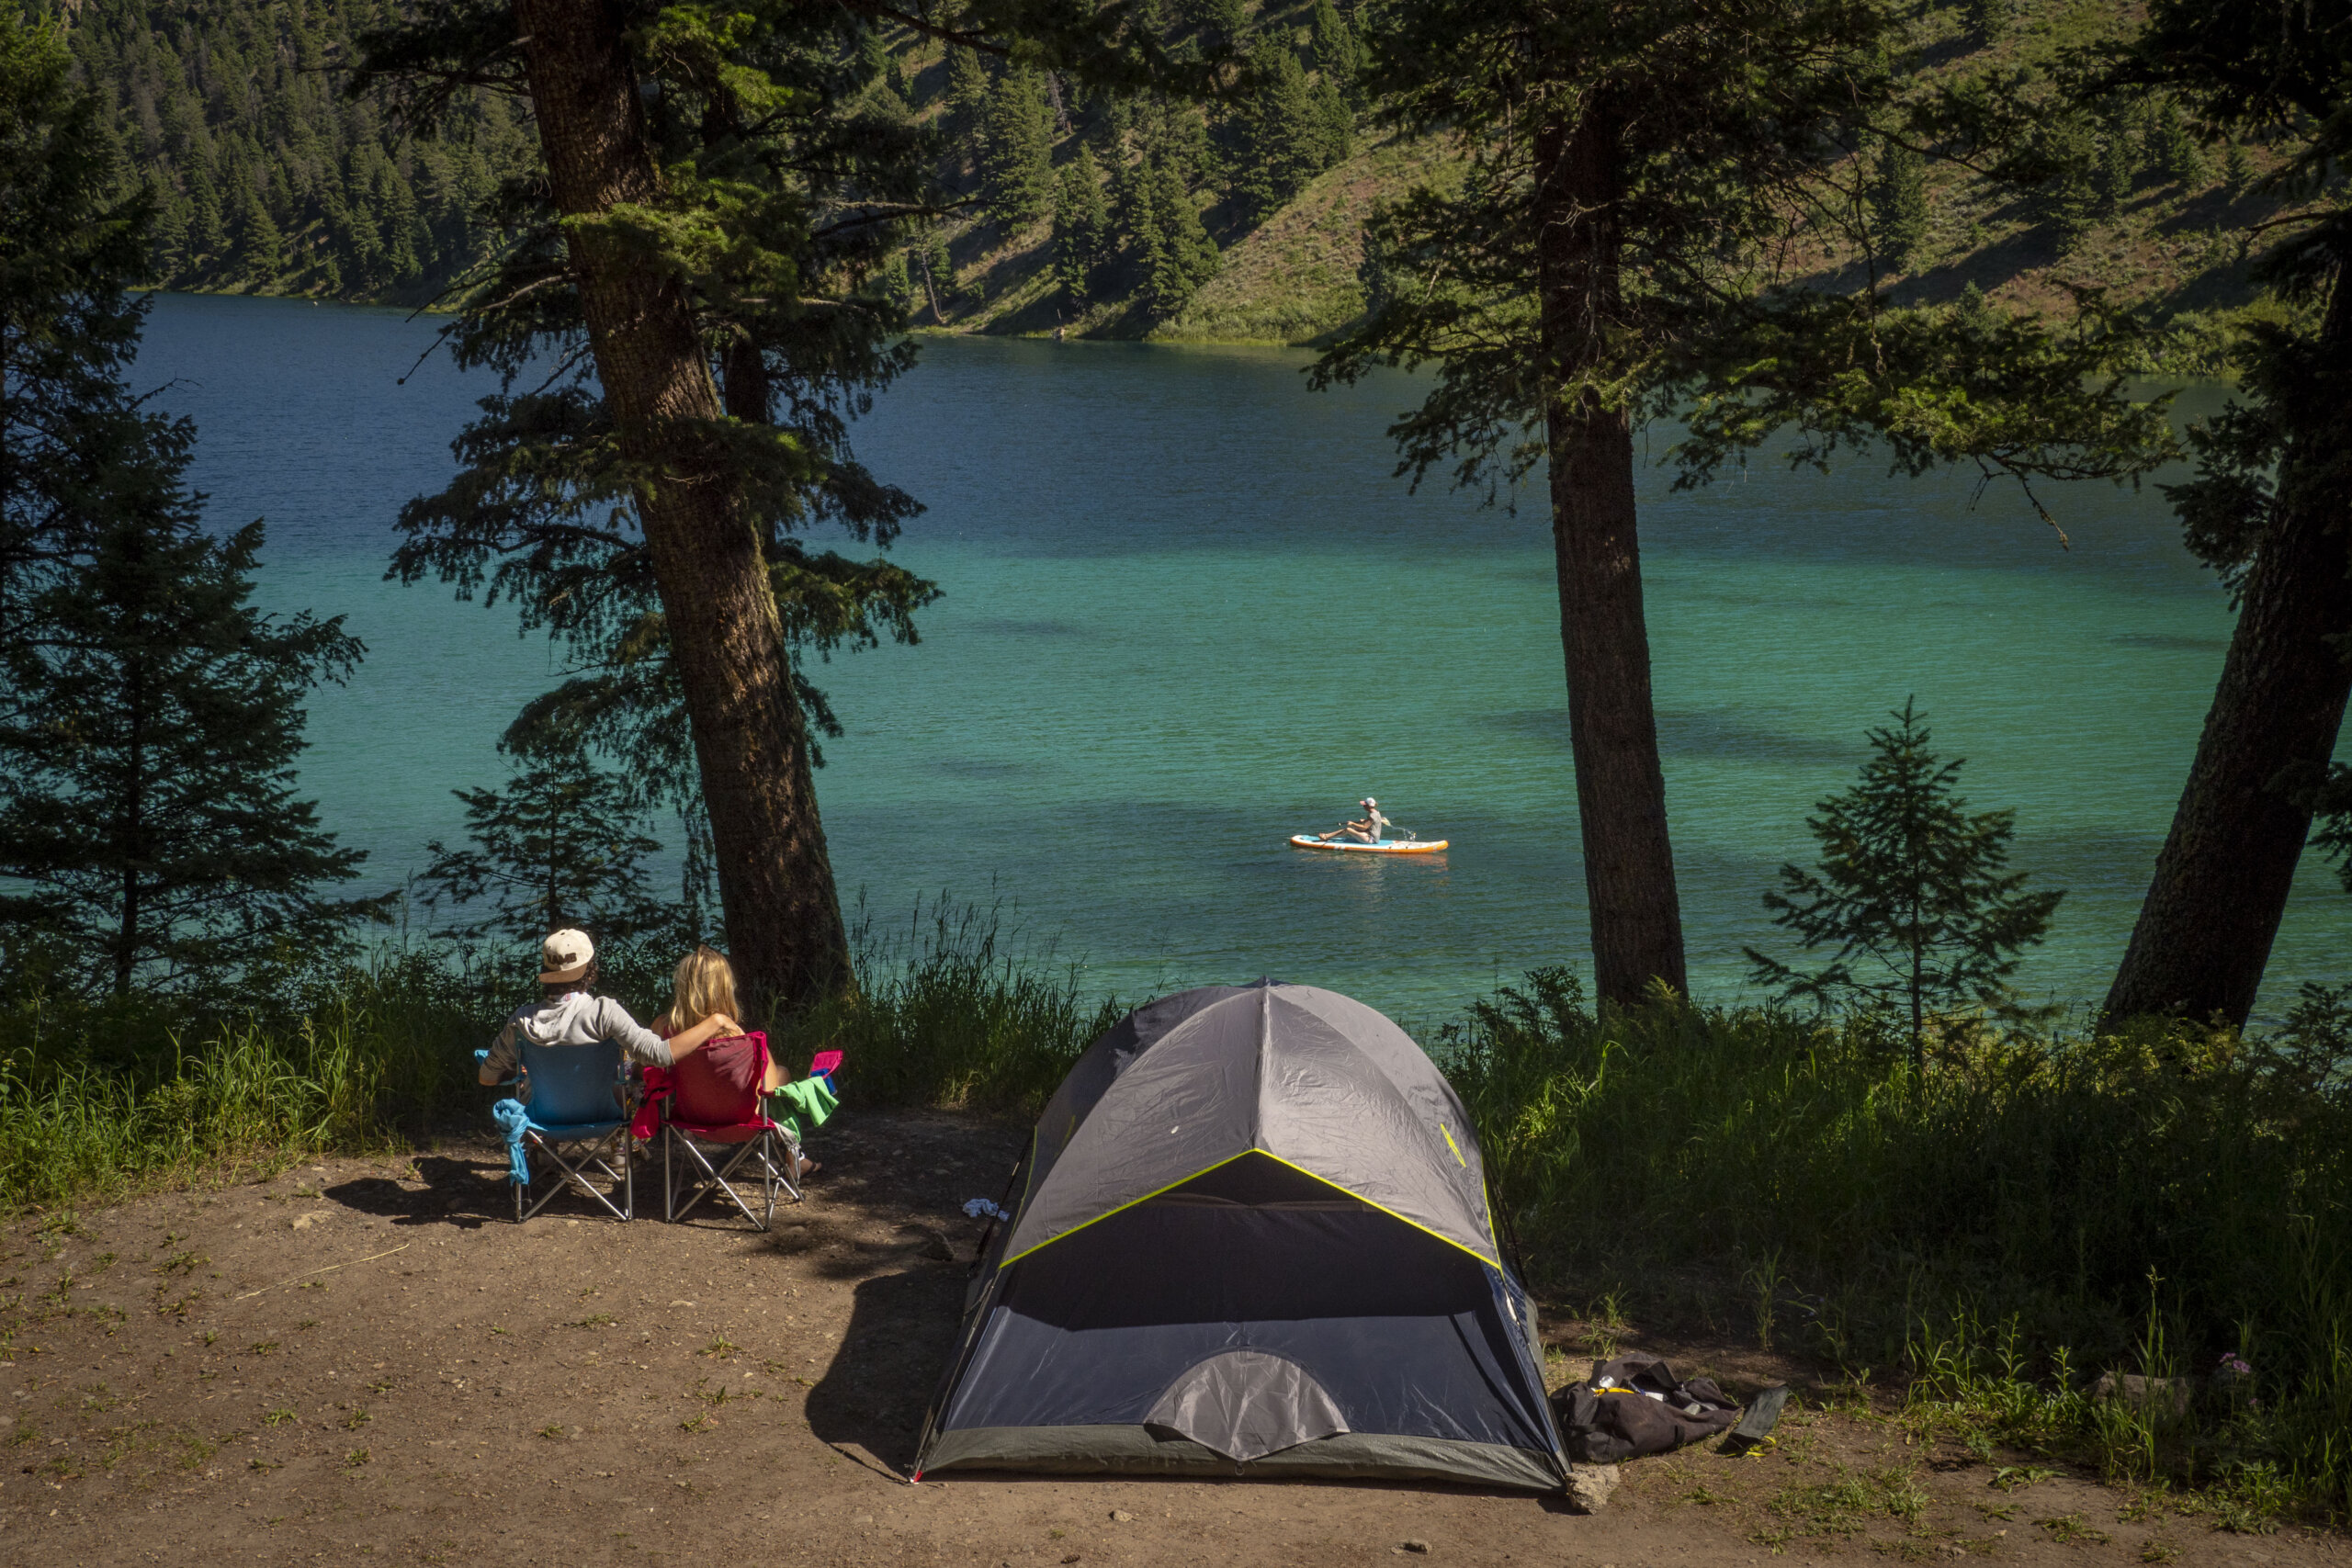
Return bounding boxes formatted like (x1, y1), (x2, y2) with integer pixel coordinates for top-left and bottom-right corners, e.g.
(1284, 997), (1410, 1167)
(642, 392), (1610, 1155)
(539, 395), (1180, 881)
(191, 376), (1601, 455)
(136, 291), (2349, 1024)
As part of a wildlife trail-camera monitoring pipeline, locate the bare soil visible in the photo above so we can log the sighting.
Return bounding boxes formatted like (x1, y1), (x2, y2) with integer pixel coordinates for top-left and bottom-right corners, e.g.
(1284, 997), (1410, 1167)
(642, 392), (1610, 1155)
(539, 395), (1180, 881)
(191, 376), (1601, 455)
(1, 1108), (2344, 1567)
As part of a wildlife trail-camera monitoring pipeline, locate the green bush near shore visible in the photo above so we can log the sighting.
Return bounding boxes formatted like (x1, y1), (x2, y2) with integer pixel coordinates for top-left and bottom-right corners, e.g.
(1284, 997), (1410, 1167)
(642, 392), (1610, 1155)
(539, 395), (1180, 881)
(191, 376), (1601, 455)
(1443, 966), (2352, 1513)
(778, 900), (1125, 1111)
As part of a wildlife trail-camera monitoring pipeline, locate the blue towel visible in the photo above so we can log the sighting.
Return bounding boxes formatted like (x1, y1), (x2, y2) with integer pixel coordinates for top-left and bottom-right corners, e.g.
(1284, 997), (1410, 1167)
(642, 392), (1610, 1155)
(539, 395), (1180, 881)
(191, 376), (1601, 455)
(492, 1098), (532, 1185)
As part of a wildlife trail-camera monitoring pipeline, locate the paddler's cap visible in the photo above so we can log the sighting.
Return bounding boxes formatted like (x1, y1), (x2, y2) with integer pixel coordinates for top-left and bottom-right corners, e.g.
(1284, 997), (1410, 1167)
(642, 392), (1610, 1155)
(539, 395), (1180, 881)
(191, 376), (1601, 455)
(539, 928), (594, 984)
(1363, 797), (1378, 808)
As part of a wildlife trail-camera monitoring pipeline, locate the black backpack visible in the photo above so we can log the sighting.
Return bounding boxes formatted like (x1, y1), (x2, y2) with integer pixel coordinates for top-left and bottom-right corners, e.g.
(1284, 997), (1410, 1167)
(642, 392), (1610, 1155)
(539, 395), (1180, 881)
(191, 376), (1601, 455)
(1551, 1352), (1742, 1463)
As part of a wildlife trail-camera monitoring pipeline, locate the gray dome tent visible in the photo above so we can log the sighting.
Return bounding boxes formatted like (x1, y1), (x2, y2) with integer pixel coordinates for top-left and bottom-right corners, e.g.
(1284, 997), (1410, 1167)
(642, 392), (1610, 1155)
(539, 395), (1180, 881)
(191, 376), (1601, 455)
(912, 981), (1566, 1491)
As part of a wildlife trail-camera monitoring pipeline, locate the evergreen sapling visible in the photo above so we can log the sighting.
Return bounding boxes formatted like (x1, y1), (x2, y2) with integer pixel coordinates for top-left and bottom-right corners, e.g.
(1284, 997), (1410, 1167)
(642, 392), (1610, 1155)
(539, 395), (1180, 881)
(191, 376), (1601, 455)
(415, 733), (676, 948)
(0, 427), (386, 997)
(1745, 701), (2063, 1064)
(1053, 147), (1111, 304)
(1869, 141), (1929, 271)
(981, 66), (1056, 230)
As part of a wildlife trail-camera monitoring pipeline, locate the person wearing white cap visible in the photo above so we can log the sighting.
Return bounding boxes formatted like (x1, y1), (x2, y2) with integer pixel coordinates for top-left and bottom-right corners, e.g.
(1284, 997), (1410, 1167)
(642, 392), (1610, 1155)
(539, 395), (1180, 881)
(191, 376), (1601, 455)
(1317, 796), (1391, 845)
(476, 928), (744, 1095)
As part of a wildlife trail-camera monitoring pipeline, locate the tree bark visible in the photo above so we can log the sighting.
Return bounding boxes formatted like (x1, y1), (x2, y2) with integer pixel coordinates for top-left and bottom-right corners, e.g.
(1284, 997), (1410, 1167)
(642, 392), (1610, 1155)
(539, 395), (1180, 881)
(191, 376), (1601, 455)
(512, 0), (849, 1013)
(1532, 100), (1688, 1007)
(2103, 279), (2352, 1028)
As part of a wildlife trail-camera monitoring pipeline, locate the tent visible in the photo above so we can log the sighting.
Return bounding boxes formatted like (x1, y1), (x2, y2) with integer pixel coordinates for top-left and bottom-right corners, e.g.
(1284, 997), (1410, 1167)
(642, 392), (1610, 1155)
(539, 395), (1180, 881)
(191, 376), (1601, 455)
(912, 980), (1566, 1491)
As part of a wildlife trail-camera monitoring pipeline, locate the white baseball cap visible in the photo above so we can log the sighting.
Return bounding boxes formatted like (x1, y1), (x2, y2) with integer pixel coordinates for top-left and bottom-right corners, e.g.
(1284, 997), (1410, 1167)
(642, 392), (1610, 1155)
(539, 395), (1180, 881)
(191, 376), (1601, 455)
(539, 929), (594, 983)
(1363, 797), (1378, 808)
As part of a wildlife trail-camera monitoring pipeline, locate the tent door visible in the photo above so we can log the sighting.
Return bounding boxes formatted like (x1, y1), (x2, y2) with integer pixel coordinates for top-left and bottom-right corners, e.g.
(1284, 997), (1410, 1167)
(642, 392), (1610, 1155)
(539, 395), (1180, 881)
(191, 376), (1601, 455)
(1144, 1350), (1350, 1461)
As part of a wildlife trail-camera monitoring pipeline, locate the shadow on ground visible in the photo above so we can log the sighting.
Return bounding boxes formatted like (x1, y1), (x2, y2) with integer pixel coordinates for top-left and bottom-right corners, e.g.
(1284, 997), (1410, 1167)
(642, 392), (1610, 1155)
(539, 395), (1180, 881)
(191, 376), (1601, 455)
(807, 1265), (968, 1472)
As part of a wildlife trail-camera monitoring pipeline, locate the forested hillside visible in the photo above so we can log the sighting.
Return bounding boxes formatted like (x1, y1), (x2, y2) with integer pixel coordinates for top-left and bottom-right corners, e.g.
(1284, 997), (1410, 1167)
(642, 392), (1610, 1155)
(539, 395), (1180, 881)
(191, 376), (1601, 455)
(57, 0), (2312, 355)
(62, 0), (534, 302)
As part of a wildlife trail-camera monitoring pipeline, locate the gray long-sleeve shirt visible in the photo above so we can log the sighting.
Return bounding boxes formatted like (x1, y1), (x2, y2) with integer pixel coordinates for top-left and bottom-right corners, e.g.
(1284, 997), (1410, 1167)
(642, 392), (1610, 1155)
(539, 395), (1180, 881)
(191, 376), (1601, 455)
(480, 992), (674, 1086)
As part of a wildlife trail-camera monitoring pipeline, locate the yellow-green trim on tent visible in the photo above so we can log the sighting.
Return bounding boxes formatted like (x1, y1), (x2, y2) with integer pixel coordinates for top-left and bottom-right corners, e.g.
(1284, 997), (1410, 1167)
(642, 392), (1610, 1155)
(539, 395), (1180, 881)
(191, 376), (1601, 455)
(997, 1147), (1501, 1273)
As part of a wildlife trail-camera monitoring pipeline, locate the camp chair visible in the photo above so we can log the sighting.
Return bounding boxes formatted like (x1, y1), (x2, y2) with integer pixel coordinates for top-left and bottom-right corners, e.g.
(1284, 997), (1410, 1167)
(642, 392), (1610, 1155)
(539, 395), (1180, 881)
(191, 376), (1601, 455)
(653, 1031), (802, 1230)
(483, 1040), (638, 1223)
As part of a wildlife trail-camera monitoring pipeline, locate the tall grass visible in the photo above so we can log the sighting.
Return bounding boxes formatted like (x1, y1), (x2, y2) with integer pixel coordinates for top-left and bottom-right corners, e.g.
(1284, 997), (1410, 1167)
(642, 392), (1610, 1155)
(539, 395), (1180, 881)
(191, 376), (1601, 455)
(0, 950), (492, 1209)
(781, 898), (1126, 1110)
(1442, 966), (2352, 1511)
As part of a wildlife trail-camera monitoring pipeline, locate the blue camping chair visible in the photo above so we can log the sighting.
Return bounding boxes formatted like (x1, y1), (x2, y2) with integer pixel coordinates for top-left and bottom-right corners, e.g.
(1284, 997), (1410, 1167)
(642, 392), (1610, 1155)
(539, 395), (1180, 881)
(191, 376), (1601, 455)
(481, 1040), (638, 1223)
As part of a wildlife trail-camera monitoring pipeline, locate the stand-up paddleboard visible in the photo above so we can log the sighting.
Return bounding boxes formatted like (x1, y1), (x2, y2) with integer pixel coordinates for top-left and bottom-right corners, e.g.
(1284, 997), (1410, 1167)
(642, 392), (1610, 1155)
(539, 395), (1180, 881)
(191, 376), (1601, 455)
(1289, 834), (1449, 854)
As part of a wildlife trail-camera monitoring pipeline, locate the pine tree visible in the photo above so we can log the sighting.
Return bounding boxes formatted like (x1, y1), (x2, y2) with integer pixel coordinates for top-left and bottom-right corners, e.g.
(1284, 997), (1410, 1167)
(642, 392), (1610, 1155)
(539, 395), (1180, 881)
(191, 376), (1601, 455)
(1230, 39), (1324, 225)
(235, 182), (284, 280)
(1309, 74), (1351, 168)
(1311, 0), (1364, 107)
(946, 45), (992, 168)
(981, 66), (1056, 231)
(1745, 702), (2063, 1066)
(2145, 96), (2206, 185)
(1869, 141), (1928, 271)
(1962, 0), (2007, 45)
(0, 420), (384, 998)
(0, 8), (151, 687)
(1139, 155), (1218, 316)
(1053, 147), (1110, 303)
(2097, 122), (2137, 212)
(921, 226), (961, 319)
(2097, 0), (2352, 1027)
(2032, 117), (2101, 247)
(416, 733), (673, 946)
(1182, 0), (1250, 57)
(2222, 136), (2254, 194)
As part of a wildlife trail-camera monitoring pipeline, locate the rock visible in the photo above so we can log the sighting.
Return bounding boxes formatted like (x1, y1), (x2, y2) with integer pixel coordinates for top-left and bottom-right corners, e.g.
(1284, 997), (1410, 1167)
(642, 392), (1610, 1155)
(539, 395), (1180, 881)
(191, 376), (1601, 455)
(1400, 1542), (1430, 1554)
(1566, 1462), (1621, 1514)
(1108, 1509), (1134, 1522)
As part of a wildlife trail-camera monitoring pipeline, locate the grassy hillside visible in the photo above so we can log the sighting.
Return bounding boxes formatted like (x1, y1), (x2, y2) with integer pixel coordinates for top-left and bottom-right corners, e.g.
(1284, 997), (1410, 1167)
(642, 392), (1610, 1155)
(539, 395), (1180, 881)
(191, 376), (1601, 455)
(901, 0), (2314, 358)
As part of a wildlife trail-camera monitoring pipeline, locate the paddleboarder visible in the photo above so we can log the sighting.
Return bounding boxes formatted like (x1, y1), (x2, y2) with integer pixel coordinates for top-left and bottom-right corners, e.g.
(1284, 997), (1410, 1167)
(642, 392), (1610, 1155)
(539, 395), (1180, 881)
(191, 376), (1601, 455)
(1317, 797), (1391, 845)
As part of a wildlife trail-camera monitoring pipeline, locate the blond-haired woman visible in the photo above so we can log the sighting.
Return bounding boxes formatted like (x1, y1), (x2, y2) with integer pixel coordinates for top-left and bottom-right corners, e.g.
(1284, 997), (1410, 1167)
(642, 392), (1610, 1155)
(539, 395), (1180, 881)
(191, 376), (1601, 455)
(656, 945), (814, 1173)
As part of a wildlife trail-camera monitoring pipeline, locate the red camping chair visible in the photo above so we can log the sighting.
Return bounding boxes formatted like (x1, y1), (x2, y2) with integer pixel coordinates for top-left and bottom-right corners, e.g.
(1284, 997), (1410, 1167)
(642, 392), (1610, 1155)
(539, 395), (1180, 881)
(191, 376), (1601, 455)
(650, 1031), (802, 1230)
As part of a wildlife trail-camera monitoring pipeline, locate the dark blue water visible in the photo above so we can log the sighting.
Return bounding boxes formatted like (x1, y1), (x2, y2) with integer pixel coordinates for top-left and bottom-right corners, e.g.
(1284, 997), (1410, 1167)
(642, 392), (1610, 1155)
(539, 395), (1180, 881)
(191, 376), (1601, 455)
(135, 292), (2349, 1021)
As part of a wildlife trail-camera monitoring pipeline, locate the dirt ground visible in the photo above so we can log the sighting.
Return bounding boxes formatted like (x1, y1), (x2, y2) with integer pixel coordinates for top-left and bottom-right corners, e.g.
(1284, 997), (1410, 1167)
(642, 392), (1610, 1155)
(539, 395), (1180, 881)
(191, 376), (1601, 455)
(0, 1107), (2344, 1568)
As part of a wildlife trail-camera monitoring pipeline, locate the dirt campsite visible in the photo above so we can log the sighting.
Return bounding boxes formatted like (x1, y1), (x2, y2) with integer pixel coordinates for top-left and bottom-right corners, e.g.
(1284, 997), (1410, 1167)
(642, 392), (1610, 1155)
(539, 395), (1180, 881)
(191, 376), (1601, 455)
(0, 1107), (2342, 1568)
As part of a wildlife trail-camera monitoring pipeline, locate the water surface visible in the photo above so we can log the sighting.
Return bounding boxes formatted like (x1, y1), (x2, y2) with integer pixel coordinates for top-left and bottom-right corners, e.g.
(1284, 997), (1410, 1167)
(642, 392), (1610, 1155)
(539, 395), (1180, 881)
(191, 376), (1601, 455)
(138, 293), (2349, 1022)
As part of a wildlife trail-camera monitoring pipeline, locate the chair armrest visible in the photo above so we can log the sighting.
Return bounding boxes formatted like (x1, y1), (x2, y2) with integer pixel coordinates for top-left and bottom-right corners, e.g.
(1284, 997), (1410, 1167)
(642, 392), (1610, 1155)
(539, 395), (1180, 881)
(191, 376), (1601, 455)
(474, 1049), (523, 1090)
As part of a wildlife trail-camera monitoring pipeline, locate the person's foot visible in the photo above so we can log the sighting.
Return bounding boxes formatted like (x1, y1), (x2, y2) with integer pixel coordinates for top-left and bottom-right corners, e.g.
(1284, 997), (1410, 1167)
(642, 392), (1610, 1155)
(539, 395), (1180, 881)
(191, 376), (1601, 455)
(796, 1156), (820, 1179)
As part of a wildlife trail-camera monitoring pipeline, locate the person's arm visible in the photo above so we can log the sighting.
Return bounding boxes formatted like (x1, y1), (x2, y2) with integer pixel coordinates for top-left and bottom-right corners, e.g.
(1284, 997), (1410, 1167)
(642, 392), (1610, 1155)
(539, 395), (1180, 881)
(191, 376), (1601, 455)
(599, 998), (739, 1067)
(479, 1021), (521, 1086)
(663, 1012), (743, 1061)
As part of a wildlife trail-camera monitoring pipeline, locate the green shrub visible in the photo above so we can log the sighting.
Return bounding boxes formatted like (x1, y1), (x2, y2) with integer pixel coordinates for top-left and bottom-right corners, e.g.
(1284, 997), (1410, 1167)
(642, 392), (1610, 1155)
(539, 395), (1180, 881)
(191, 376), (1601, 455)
(1439, 967), (2352, 1509)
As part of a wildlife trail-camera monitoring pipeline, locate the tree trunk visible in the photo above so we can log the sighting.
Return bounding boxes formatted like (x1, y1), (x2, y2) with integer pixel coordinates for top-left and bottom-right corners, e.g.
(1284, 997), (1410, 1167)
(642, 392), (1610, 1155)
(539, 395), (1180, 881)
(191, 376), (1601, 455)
(1532, 100), (1688, 1007)
(511, 0), (849, 1013)
(2103, 279), (2352, 1028)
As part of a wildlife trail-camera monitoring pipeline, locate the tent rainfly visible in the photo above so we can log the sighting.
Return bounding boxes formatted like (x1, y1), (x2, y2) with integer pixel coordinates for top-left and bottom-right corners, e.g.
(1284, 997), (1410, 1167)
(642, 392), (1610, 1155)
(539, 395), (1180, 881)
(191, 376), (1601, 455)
(912, 980), (1566, 1490)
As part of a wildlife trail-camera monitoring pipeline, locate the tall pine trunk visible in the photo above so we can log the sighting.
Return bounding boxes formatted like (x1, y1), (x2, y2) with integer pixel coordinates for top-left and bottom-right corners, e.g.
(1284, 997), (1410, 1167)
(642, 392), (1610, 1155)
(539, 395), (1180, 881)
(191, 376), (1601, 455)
(2103, 280), (2352, 1028)
(511, 0), (849, 1013)
(1532, 100), (1688, 1006)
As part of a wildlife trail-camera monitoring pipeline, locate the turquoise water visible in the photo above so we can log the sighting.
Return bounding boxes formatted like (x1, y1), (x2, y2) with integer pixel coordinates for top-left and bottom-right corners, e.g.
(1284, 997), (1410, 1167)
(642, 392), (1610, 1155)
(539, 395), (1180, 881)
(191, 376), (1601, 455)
(137, 292), (2349, 1021)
